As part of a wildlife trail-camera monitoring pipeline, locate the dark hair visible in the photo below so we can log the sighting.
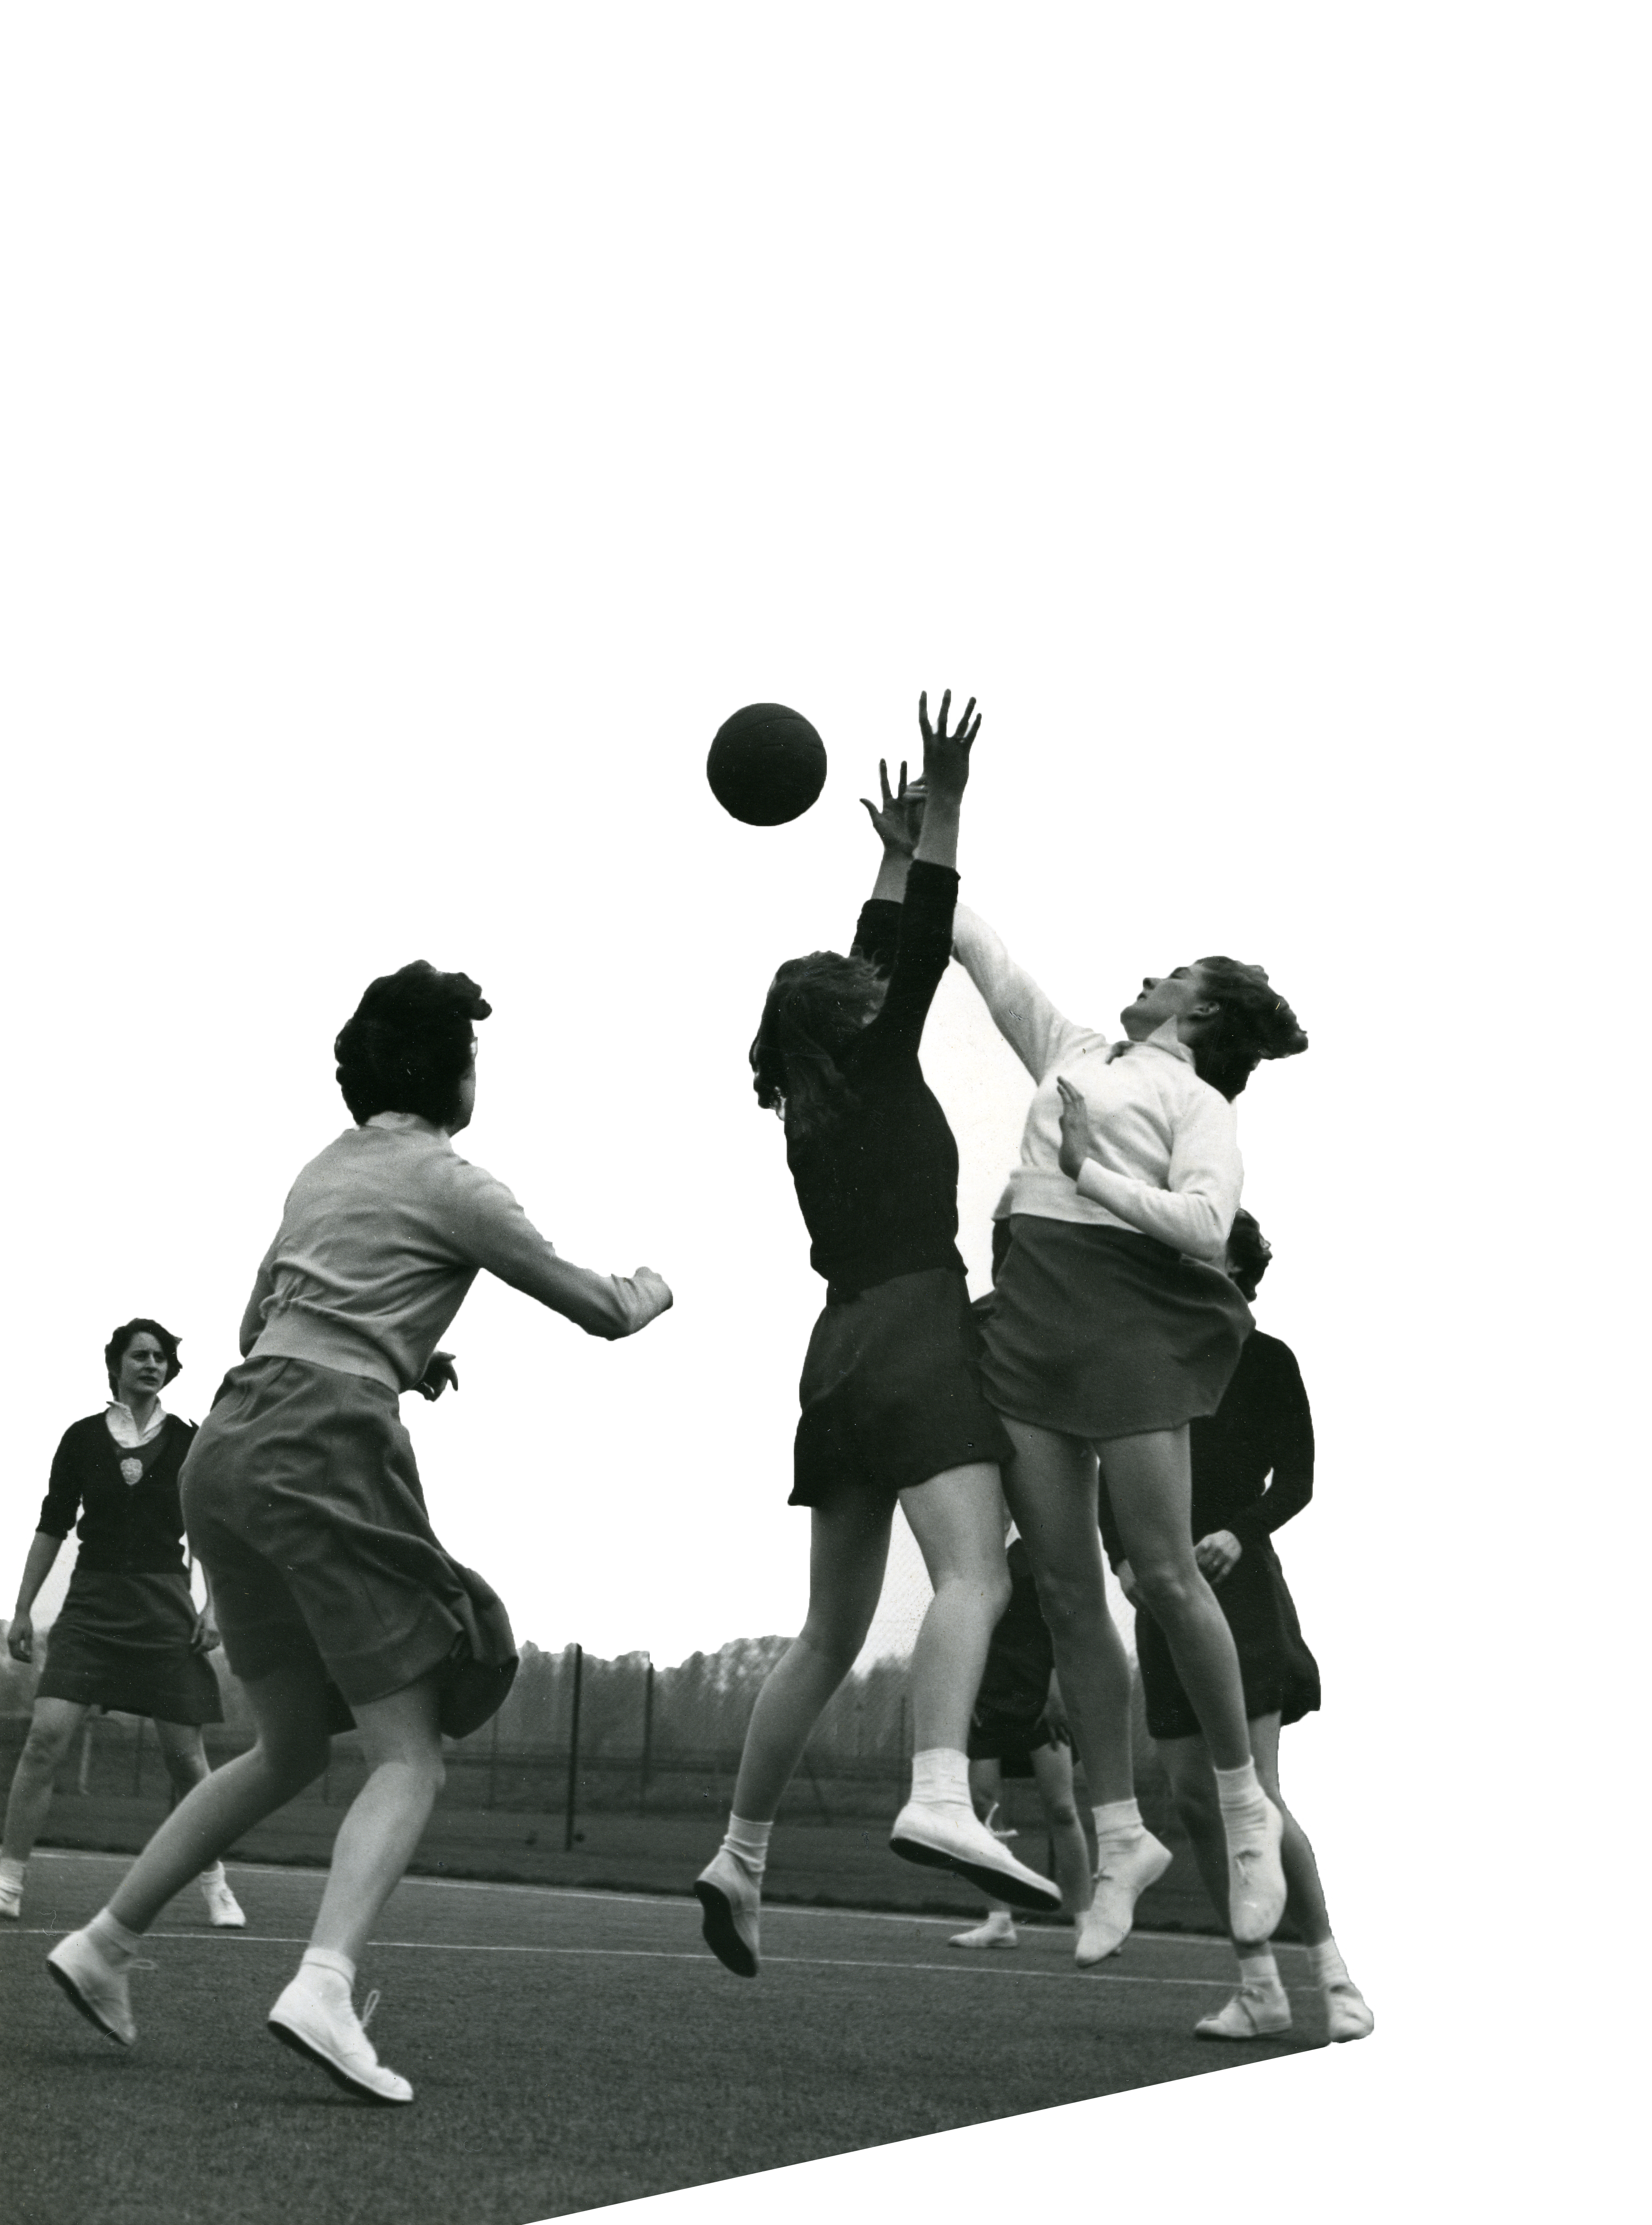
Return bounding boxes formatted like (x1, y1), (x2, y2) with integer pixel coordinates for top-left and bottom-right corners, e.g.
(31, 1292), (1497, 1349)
(334, 962), (491, 1127)
(1225, 1208), (1272, 1302)
(105, 1318), (181, 1396)
(1189, 958), (1308, 1100)
(750, 952), (886, 1140)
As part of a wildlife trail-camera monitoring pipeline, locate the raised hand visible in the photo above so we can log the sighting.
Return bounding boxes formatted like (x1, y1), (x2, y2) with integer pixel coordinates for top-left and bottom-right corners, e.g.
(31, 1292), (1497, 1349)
(860, 758), (927, 854)
(1055, 1077), (1094, 1181)
(917, 688), (981, 797)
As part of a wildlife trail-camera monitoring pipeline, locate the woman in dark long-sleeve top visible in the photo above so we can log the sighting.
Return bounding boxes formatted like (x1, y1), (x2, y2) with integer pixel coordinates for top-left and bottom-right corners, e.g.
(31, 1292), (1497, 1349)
(694, 695), (1064, 1986)
(1, 1320), (244, 1931)
(1103, 1212), (1373, 2045)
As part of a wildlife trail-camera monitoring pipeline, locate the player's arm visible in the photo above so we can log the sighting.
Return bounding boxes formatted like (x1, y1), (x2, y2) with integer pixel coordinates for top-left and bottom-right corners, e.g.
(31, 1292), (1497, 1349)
(446, 1166), (672, 1340)
(7, 1532), (63, 1663)
(856, 756), (925, 947)
(1232, 1347), (1315, 1545)
(1059, 1083), (1242, 1263)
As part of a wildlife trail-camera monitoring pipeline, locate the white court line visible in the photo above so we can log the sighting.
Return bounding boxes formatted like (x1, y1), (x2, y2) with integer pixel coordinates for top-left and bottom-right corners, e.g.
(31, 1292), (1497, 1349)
(26, 1848), (1238, 1950)
(6, 1923), (1305, 1994)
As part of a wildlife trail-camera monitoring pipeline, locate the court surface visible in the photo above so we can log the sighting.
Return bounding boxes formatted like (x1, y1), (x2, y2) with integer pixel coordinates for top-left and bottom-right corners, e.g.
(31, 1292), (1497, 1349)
(3, 1850), (1326, 2224)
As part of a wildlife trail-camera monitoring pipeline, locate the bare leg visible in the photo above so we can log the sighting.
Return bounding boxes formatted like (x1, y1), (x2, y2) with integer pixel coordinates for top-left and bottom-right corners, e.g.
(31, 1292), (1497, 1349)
(966, 1756), (1011, 1913)
(153, 1719), (212, 1802)
(2, 1698), (87, 1863)
(730, 1491), (894, 1821)
(899, 1463), (1011, 1754)
(998, 1418), (1134, 1805)
(1249, 1714), (1332, 1946)
(308, 1673), (445, 1965)
(1029, 1740), (1094, 1919)
(106, 1659), (333, 1932)
(1156, 1732), (1234, 1923)
(1101, 1428), (1251, 1769)
(1158, 1716), (1333, 1945)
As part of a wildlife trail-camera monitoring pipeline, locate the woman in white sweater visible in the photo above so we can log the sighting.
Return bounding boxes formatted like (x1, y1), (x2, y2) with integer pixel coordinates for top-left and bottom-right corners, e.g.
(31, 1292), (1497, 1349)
(953, 906), (1307, 1969)
(46, 962), (671, 2106)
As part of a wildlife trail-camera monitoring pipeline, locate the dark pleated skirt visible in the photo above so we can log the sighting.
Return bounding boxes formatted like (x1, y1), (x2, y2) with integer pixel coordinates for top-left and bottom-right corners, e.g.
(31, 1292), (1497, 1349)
(980, 1216), (1253, 1442)
(183, 1355), (517, 1740)
(1136, 1538), (1322, 1742)
(36, 1570), (224, 1724)
(792, 1266), (1013, 1506)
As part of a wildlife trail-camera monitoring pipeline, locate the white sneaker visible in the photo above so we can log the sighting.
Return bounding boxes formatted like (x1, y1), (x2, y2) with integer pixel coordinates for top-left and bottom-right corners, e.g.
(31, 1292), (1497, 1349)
(1195, 1982), (1293, 2040)
(1325, 1980), (1375, 2042)
(949, 1916), (1019, 1950)
(889, 1800), (1062, 1911)
(1225, 1796), (1287, 1945)
(694, 1849), (761, 1978)
(1076, 1831), (1173, 1966)
(46, 1928), (138, 2047)
(267, 1975), (413, 2104)
(201, 1874), (246, 1929)
(0, 1874), (21, 1922)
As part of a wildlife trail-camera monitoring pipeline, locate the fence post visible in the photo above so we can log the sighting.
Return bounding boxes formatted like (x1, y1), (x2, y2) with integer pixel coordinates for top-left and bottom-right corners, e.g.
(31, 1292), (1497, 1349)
(563, 1643), (584, 1852)
(130, 1716), (145, 1797)
(487, 1708), (500, 1812)
(639, 1657), (654, 1812)
(77, 1713), (96, 1796)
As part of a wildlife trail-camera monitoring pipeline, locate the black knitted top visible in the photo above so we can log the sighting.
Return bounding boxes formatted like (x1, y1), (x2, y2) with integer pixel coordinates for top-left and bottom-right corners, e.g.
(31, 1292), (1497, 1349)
(36, 1413), (198, 1575)
(784, 860), (966, 1302)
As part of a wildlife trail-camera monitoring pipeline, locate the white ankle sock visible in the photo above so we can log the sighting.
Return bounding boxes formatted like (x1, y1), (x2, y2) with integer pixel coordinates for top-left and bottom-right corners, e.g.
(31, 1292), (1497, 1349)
(1093, 1797), (1145, 1847)
(198, 1862), (227, 1888)
(1212, 1760), (1264, 1814)
(720, 1814), (772, 1876)
(88, 1909), (144, 1964)
(1237, 1946), (1283, 1992)
(910, 1748), (971, 1807)
(0, 1856), (25, 1888)
(299, 1946), (356, 1995)
(1309, 1938), (1351, 1990)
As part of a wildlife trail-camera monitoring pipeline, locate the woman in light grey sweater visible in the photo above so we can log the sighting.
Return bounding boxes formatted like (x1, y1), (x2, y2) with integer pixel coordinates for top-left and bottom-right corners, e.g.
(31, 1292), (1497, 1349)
(47, 962), (671, 2106)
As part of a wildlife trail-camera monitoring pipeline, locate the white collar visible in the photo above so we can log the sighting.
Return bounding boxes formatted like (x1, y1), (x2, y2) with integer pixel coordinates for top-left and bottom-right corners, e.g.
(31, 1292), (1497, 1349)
(105, 1401), (167, 1449)
(1107, 1017), (1196, 1067)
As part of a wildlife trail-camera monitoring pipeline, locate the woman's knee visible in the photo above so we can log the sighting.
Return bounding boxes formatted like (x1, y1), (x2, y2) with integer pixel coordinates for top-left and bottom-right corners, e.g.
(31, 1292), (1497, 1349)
(21, 1716), (77, 1771)
(1131, 1555), (1206, 1624)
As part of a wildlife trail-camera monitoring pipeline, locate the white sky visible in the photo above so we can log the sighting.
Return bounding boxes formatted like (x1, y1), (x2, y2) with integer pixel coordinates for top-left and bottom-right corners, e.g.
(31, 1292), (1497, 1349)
(0, 7), (1635, 2220)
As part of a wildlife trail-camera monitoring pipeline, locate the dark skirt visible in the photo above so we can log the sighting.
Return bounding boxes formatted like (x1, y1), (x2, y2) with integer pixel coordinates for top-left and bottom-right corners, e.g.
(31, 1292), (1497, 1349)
(36, 1570), (224, 1725)
(980, 1217), (1252, 1443)
(1136, 1537), (1322, 1742)
(792, 1267), (1014, 1507)
(967, 1703), (1071, 1777)
(183, 1355), (517, 1740)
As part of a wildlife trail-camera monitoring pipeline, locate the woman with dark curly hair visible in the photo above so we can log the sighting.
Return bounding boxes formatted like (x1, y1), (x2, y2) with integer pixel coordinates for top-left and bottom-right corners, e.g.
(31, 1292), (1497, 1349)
(1104, 1211), (1373, 2045)
(47, 964), (672, 2104)
(951, 893), (1308, 1969)
(1, 1321), (243, 1931)
(694, 694), (1062, 1983)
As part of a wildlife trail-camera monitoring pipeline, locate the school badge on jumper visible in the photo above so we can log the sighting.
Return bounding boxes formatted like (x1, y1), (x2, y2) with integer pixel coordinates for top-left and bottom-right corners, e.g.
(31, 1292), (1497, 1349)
(120, 1456), (143, 1486)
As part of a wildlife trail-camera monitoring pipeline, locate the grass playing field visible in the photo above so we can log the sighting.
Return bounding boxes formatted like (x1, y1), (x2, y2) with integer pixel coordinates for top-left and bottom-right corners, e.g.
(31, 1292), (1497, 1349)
(4, 1850), (1327, 2224)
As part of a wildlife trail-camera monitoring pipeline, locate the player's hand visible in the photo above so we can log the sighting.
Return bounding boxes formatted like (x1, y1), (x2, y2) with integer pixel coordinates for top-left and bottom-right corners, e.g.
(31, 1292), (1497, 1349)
(6, 1609), (33, 1663)
(1194, 1530), (1243, 1583)
(414, 1351), (460, 1402)
(1114, 1560), (1145, 1610)
(1043, 1690), (1072, 1743)
(860, 758), (927, 854)
(190, 1608), (222, 1655)
(631, 1267), (674, 1323)
(917, 688), (980, 797)
(1056, 1077), (1094, 1181)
